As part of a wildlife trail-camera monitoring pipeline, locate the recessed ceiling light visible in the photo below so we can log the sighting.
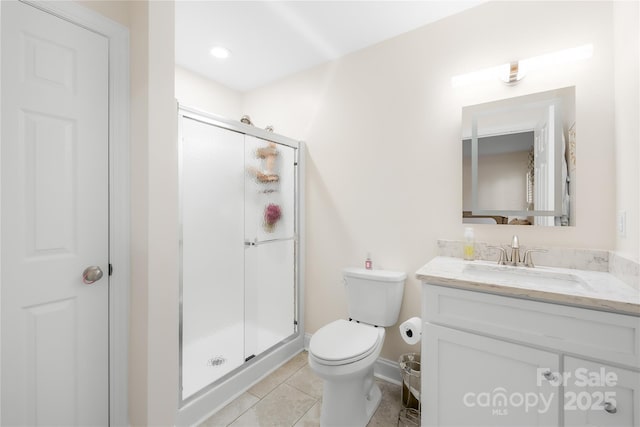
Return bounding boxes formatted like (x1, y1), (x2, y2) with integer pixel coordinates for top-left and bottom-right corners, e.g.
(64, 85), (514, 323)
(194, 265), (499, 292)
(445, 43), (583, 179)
(210, 46), (231, 59)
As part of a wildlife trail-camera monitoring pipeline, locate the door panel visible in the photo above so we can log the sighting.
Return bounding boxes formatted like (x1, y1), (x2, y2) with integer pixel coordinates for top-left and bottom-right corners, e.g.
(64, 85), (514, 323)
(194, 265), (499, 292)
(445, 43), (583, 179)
(244, 239), (295, 358)
(244, 135), (296, 359)
(1, 2), (109, 425)
(423, 324), (560, 427)
(564, 357), (640, 427)
(25, 111), (77, 256)
(25, 298), (77, 424)
(180, 118), (246, 400)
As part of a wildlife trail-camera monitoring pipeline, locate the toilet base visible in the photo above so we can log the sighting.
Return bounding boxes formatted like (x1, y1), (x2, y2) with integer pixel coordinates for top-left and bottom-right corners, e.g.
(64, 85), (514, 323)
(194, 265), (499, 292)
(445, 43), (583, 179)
(319, 367), (382, 427)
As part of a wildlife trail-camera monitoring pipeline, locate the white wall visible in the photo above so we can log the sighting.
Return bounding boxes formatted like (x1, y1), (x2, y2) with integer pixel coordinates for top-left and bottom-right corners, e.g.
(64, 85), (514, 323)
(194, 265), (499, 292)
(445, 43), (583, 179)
(146, 2), (179, 425)
(613, 1), (640, 262)
(79, 1), (179, 425)
(240, 1), (622, 361)
(128, 2), (151, 425)
(463, 150), (529, 212)
(175, 66), (242, 119)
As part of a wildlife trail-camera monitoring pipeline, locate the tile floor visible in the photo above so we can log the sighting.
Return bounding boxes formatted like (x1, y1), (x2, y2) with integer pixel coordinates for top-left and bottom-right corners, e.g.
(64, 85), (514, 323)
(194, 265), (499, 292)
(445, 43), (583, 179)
(199, 351), (402, 427)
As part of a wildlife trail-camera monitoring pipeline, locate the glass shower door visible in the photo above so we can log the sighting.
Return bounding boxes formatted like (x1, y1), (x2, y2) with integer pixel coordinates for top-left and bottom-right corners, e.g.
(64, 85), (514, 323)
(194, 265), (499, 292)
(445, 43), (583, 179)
(244, 135), (296, 360)
(180, 118), (246, 400)
(180, 118), (298, 403)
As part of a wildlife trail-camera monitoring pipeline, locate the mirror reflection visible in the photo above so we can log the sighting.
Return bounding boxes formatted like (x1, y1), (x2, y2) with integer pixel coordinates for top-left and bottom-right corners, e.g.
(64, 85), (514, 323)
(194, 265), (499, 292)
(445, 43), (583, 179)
(462, 87), (575, 226)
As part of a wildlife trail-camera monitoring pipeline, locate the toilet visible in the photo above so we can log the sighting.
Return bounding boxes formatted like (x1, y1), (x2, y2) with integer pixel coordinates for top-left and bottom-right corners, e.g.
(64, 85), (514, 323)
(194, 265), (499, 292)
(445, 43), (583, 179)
(308, 267), (406, 427)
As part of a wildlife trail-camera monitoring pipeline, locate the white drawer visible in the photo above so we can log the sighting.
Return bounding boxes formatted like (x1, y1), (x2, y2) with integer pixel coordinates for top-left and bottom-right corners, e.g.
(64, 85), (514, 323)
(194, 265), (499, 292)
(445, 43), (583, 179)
(423, 284), (640, 369)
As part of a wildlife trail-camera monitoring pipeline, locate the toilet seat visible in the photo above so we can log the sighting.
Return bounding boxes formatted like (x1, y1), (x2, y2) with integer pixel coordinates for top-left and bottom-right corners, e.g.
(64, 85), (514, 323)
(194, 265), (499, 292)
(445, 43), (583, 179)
(309, 319), (383, 366)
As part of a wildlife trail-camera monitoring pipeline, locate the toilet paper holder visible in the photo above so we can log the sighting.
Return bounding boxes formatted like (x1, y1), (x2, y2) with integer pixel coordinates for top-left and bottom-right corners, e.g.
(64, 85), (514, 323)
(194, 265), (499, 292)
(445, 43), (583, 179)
(399, 317), (422, 345)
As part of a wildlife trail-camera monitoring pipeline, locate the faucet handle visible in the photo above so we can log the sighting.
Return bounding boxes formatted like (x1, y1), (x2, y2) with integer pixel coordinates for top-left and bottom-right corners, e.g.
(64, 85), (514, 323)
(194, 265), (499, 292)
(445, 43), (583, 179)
(488, 246), (509, 265)
(511, 235), (520, 248)
(523, 249), (548, 268)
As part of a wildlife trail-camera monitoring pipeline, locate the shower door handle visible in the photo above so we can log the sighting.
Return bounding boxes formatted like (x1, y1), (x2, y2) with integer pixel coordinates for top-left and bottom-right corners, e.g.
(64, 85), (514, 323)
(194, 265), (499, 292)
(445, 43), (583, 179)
(248, 237), (295, 246)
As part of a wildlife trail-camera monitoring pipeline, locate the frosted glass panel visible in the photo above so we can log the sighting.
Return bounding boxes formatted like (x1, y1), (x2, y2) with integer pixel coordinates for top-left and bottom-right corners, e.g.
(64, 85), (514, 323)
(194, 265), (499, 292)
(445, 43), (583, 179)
(244, 135), (295, 242)
(244, 135), (296, 359)
(244, 240), (295, 359)
(180, 118), (245, 400)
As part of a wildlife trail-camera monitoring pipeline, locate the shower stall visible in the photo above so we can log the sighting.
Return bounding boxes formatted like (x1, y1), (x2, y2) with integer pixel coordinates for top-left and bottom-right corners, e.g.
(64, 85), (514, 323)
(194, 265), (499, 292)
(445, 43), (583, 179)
(177, 106), (304, 424)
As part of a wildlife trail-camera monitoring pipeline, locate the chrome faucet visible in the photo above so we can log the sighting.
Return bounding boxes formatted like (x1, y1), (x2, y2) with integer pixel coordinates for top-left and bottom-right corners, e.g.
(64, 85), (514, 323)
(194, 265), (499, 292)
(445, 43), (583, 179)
(490, 235), (547, 267)
(509, 235), (521, 266)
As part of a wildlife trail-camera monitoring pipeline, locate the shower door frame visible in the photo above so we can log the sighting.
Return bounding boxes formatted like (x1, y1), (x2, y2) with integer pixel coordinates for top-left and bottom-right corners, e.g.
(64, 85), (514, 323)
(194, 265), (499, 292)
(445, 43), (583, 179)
(176, 105), (305, 425)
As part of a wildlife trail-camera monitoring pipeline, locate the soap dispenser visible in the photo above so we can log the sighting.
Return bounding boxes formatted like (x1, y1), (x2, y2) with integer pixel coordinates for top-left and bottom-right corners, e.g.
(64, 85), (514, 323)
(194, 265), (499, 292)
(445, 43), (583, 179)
(463, 227), (475, 261)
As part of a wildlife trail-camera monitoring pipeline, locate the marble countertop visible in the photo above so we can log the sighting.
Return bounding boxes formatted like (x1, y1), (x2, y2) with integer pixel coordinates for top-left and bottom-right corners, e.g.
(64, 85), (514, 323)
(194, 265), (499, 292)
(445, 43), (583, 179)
(416, 257), (640, 317)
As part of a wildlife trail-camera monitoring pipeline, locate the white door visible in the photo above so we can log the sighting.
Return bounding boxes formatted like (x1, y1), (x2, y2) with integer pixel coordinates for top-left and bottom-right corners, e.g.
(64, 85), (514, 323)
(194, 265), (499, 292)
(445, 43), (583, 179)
(1, 1), (109, 425)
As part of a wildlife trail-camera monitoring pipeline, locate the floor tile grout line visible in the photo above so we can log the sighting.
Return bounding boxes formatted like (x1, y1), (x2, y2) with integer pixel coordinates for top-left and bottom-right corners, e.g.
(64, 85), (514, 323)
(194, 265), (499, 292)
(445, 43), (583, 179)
(268, 361), (308, 393)
(234, 382), (318, 427)
(255, 379), (306, 404)
(284, 380), (320, 401)
(246, 359), (308, 400)
(290, 398), (320, 427)
(222, 394), (261, 427)
(246, 389), (260, 399)
(281, 360), (309, 383)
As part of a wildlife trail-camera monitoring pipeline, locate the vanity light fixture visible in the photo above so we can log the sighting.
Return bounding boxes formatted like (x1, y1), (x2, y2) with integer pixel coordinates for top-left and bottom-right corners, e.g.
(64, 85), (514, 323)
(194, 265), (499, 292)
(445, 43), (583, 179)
(500, 61), (523, 85)
(452, 43), (593, 88)
(210, 45), (231, 59)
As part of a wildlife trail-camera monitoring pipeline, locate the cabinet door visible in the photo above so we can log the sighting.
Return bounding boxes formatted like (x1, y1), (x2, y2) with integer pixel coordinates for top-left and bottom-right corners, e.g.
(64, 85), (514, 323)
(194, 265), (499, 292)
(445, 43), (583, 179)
(564, 356), (640, 427)
(422, 324), (561, 427)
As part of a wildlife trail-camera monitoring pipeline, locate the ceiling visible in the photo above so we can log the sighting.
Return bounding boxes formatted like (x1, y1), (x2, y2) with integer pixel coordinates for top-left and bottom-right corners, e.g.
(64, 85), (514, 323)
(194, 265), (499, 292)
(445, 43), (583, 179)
(175, 1), (485, 92)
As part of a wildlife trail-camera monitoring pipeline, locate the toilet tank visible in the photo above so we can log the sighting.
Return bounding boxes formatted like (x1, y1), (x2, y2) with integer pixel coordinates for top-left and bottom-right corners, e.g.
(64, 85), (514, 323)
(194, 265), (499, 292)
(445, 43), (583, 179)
(343, 267), (407, 327)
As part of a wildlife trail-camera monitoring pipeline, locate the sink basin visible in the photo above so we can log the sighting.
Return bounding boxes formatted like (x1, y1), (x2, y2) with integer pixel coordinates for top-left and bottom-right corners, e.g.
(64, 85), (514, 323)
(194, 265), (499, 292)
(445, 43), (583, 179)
(463, 262), (592, 291)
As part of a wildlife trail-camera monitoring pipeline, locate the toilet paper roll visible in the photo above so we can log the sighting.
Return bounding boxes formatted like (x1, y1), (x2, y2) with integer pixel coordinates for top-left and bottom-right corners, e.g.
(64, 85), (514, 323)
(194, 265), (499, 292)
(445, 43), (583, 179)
(399, 317), (422, 345)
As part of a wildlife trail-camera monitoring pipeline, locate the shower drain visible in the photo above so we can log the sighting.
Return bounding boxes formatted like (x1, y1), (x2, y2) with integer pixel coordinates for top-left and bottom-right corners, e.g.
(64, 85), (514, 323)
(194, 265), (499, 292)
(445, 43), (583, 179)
(207, 356), (226, 367)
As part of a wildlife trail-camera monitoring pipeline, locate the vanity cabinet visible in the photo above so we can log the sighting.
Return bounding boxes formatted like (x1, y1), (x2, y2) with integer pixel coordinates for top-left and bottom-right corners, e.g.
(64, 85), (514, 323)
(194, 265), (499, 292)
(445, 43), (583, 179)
(421, 284), (640, 427)
(424, 324), (560, 426)
(564, 357), (640, 427)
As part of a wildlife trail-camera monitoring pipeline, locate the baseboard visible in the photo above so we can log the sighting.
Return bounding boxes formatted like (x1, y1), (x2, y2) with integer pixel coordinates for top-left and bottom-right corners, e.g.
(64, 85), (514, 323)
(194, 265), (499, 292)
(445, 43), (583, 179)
(374, 357), (401, 384)
(304, 332), (402, 384)
(304, 332), (312, 350)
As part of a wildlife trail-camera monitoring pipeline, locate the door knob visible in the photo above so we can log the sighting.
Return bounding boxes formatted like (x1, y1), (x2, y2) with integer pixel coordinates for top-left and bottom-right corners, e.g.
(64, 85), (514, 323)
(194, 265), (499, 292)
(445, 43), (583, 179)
(82, 266), (104, 284)
(542, 370), (558, 382)
(603, 401), (617, 414)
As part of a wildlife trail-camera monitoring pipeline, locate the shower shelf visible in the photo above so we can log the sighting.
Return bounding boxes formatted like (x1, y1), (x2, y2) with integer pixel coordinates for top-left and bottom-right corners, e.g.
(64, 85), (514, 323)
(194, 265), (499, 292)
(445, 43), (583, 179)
(256, 146), (278, 158)
(256, 171), (279, 183)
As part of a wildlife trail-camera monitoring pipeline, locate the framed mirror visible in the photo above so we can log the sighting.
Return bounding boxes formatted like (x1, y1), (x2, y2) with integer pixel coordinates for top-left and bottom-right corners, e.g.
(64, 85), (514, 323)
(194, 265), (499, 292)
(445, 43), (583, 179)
(462, 87), (575, 226)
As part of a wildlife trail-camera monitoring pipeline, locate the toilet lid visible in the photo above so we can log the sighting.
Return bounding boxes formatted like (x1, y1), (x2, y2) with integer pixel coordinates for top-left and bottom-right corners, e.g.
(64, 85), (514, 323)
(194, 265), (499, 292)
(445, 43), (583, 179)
(309, 319), (382, 365)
